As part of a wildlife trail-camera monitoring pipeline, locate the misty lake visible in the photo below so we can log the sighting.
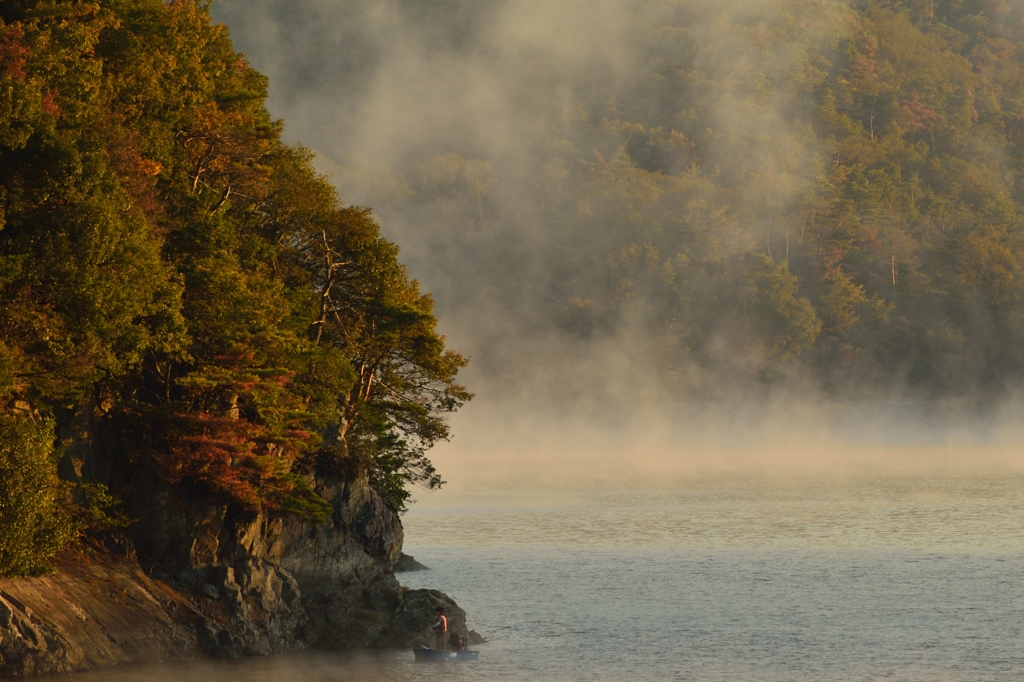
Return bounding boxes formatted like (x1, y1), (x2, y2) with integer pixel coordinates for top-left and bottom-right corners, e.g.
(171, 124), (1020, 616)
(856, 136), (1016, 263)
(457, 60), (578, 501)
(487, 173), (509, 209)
(64, 471), (1024, 681)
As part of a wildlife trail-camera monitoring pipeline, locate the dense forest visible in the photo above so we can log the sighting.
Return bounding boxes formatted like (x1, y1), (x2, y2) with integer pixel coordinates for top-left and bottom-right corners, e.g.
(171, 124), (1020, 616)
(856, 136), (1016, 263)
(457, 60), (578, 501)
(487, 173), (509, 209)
(5, 0), (1024, 575)
(0, 0), (469, 576)
(215, 0), (1024, 406)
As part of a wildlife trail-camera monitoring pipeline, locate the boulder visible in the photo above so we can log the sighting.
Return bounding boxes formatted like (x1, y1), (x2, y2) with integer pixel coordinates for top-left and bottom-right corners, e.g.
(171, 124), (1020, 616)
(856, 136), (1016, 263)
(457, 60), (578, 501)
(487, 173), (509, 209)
(376, 589), (469, 648)
(394, 554), (428, 572)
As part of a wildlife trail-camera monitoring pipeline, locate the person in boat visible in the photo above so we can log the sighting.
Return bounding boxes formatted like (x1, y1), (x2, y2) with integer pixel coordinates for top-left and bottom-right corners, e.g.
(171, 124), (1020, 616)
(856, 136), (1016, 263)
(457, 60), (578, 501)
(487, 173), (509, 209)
(432, 607), (448, 649)
(448, 631), (467, 651)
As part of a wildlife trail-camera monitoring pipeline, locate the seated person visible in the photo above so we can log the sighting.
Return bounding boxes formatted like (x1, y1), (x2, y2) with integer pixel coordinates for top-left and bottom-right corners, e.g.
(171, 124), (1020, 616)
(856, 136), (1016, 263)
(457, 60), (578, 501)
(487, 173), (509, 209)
(448, 631), (468, 651)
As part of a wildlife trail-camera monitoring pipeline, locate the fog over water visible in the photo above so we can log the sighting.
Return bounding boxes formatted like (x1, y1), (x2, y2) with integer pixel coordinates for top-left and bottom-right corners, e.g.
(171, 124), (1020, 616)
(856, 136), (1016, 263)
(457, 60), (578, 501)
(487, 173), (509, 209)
(73, 9), (1021, 679)
(207, 0), (1024, 474)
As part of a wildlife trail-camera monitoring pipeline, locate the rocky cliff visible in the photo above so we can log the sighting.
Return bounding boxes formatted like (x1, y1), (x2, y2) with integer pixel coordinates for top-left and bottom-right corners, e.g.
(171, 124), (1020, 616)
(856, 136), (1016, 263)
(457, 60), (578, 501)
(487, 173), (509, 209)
(0, 467), (475, 677)
(0, 554), (197, 677)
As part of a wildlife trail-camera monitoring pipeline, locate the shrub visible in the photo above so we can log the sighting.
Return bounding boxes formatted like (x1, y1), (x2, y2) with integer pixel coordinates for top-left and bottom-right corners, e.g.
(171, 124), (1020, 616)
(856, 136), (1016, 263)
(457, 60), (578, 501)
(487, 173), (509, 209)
(0, 414), (76, 577)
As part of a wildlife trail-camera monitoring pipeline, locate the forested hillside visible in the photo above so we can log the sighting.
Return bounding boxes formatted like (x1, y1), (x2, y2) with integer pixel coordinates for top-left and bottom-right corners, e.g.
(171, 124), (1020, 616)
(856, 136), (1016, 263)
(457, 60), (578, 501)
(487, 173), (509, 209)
(216, 0), (1024, 404)
(5, 0), (1024, 576)
(0, 0), (469, 576)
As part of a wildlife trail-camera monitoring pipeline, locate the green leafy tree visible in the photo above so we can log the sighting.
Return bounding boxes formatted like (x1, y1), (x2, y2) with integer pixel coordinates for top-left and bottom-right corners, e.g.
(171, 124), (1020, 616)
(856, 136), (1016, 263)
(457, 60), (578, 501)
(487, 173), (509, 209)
(296, 204), (472, 511)
(0, 415), (75, 577)
(0, 0), (472, 558)
(743, 255), (823, 369)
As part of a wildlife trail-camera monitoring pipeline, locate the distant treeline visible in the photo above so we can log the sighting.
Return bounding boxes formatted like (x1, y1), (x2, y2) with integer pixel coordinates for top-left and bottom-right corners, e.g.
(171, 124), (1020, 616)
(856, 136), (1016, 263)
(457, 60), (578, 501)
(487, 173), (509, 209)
(327, 0), (1024, 400)
(0, 0), (469, 576)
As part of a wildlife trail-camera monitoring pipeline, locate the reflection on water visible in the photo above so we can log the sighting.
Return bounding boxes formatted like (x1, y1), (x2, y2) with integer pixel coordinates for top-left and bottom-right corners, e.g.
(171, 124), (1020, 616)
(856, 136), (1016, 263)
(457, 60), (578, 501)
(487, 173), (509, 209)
(64, 472), (1024, 681)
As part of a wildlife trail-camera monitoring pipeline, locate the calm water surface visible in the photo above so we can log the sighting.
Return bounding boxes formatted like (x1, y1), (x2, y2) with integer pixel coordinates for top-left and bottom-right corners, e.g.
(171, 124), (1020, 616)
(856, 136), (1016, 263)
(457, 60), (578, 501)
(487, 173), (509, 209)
(67, 472), (1024, 681)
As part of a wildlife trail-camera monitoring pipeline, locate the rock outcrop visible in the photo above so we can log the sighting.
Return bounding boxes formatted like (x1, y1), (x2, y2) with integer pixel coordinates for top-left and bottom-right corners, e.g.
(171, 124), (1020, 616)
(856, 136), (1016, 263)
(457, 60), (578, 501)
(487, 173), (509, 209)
(0, 468), (477, 677)
(394, 554), (428, 572)
(0, 553), (198, 677)
(377, 589), (471, 648)
(277, 474), (405, 649)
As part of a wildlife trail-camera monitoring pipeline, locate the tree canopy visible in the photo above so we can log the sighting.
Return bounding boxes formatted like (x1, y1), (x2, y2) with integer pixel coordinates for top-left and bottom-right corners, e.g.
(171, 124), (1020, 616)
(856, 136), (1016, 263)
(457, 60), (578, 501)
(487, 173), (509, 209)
(0, 0), (469, 574)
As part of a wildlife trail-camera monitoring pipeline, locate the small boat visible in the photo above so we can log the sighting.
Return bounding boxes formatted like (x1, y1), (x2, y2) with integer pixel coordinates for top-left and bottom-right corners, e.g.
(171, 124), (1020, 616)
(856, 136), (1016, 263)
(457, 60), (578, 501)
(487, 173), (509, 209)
(412, 646), (480, 662)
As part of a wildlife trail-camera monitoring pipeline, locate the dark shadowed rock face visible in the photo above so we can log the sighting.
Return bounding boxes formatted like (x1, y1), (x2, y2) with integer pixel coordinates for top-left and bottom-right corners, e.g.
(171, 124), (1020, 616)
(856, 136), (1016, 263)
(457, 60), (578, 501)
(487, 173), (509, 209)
(277, 475), (405, 649)
(117, 466), (415, 656)
(122, 465), (308, 658)
(268, 475), (476, 650)
(0, 470), (477, 677)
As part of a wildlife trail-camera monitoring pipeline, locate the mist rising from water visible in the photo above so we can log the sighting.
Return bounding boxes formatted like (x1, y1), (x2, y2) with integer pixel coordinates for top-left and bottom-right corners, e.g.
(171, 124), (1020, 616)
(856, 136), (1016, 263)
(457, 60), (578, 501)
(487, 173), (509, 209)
(209, 0), (1024, 477)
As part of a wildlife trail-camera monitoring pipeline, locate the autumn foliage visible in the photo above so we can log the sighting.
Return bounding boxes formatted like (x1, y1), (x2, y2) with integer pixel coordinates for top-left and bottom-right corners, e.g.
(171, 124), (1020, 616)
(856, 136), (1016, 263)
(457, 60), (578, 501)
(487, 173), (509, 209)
(0, 0), (470, 572)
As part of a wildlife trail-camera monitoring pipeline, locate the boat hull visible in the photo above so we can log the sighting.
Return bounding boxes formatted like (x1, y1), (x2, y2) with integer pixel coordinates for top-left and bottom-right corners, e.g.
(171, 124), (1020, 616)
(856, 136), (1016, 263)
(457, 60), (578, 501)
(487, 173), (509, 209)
(412, 647), (480, 662)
